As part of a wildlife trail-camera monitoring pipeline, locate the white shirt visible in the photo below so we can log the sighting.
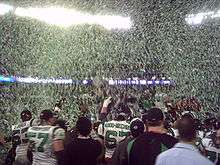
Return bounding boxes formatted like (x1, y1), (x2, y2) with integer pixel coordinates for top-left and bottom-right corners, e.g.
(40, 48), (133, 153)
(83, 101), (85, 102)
(155, 142), (214, 165)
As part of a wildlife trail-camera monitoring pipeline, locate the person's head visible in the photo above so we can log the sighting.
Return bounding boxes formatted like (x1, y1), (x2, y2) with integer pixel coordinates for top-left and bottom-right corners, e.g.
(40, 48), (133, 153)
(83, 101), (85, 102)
(177, 116), (197, 142)
(20, 110), (32, 122)
(54, 119), (68, 132)
(130, 118), (145, 138)
(76, 117), (92, 137)
(115, 112), (127, 121)
(40, 109), (56, 125)
(142, 108), (164, 127)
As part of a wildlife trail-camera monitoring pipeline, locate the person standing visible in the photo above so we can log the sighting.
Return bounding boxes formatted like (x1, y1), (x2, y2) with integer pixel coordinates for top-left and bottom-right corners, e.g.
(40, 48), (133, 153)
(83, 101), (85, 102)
(128, 108), (178, 165)
(111, 118), (145, 165)
(27, 109), (65, 165)
(155, 116), (214, 165)
(202, 128), (220, 164)
(13, 110), (36, 165)
(63, 117), (102, 165)
(98, 113), (130, 164)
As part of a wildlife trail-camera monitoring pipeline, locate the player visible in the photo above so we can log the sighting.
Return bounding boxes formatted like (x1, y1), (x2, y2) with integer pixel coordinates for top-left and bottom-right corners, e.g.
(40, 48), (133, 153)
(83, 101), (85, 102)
(98, 112), (130, 163)
(13, 109), (37, 165)
(202, 129), (220, 164)
(27, 109), (65, 165)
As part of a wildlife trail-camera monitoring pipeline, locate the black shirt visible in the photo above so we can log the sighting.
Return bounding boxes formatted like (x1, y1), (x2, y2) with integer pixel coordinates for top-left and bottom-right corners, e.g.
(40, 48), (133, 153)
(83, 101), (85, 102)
(129, 132), (178, 165)
(111, 136), (134, 165)
(63, 137), (102, 165)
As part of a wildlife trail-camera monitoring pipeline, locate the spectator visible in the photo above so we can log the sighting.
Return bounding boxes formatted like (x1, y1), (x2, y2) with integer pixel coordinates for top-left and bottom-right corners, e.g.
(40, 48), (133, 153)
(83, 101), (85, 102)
(128, 108), (178, 165)
(155, 116), (214, 165)
(111, 118), (145, 165)
(63, 117), (102, 165)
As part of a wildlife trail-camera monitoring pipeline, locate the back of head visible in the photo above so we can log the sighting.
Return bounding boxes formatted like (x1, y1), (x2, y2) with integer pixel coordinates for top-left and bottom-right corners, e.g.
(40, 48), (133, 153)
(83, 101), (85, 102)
(130, 118), (145, 138)
(116, 113), (127, 121)
(54, 119), (68, 132)
(76, 117), (92, 137)
(177, 116), (197, 142)
(40, 109), (54, 124)
(142, 108), (164, 127)
(20, 109), (32, 122)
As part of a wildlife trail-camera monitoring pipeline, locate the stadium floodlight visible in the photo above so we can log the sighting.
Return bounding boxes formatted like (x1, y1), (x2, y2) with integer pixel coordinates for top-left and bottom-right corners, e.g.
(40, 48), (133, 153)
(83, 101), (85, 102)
(211, 10), (220, 18)
(0, 3), (13, 15)
(185, 10), (220, 25)
(14, 7), (132, 30)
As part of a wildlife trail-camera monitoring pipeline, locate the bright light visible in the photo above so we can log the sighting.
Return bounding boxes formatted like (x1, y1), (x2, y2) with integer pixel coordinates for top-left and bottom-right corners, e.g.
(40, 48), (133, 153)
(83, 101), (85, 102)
(0, 76), (15, 83)
(186, 10), (220, 25)
(211, 10), (220, 18)
(0, 3), (13, 15)
(16, 77), (73, 84)
(0, 75), (173, 86)
(14, 7), (132, 29)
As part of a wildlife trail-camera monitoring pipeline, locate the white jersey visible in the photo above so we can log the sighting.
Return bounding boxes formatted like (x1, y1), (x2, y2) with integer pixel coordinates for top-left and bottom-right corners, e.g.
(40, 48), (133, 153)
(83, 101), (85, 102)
(202, 138), (220, 164)
(27, 125), (65, 165)
(98, 120), (130, 158)
(13, 119), (39, 158)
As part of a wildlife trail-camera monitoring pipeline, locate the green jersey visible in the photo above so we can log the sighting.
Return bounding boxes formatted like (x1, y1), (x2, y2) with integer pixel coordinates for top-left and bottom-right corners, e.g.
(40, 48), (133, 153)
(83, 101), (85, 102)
(27, 125), (65, 165)
(98, 120), (130, 158)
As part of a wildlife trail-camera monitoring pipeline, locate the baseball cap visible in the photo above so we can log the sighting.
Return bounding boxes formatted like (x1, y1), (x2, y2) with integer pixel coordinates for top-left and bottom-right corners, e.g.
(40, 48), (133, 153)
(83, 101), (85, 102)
(142, 108), (164, 123)
(40, 109), (54, 121)
(130, 118), (145, 137)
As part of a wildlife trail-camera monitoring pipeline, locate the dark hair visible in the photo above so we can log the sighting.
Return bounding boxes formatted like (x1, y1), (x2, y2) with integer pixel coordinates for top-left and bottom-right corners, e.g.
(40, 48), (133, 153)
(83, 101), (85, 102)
(55, 119), (68, 132)
(116, 114), (126, 121)
(40, 109), (54, 121)
(177, 116), (197, 141)
(142, 108), (164, 127)
(76, 117), (92, 137)
(20, 110), (32, 122)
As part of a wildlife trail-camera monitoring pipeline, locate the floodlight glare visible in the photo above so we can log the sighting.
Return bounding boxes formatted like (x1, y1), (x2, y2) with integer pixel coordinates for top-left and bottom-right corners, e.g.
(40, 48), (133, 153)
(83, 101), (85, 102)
(186, 10), (220, 25)
(0, 3), (13, 15)
(15, 7), (132, 29)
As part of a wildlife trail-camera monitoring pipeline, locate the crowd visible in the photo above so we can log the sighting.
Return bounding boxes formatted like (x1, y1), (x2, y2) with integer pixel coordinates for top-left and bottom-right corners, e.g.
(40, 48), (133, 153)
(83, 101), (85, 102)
(0, 93), (220, 165)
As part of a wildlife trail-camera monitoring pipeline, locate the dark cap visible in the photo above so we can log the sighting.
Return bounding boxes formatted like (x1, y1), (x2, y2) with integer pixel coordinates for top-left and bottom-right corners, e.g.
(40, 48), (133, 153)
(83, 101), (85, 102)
(130, 118), (145, 137)
(142, 108), (164, 123)
(40, 109), (54, 121)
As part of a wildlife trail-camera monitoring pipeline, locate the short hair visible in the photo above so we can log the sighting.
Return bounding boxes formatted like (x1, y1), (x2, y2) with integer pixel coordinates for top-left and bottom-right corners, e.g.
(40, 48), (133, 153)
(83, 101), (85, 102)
(177, 116), (197, 141)
(40, 109), (54, 121)
(76, 117), (92, 137)
(55, 119), (68, 132)
(142, 108), (164, 127)
(20, 110), (32, 122)
(116, 113), (126, 121)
